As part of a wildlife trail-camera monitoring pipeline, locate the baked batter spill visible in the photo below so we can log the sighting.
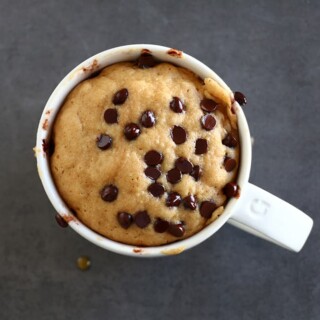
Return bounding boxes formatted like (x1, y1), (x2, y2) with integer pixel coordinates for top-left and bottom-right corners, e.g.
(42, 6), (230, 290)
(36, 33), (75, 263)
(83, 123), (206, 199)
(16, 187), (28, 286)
(50, 54), (240, 246)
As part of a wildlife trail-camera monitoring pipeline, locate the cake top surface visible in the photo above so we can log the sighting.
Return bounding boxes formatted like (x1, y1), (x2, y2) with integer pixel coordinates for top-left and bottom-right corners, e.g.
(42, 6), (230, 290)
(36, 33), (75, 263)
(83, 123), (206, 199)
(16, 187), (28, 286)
(50, 57), (239, 246)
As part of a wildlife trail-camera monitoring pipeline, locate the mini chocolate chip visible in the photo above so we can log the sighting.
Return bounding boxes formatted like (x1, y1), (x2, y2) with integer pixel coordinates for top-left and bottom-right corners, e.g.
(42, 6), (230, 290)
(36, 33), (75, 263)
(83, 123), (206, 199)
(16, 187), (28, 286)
(195, 139), (208, 155)
(144, 150), (164, 166)
(48, 140), (55, 156)
(134, 211), (151, 228)
(190, 165), (202, 181)
(117, 212), (133, 229)
(113, 88), (128, 105)
(144, 167), (161, 180)
(141, 110), (156, 128)
(154, 219), (169, 233)
(224, 157), (237, 172)
(223, 182), (239, 198)
(183, 195), (197, 210)
(137, 53), (157, 69)
(70, 208), (78, 217)
(200, 201), (217, 219)
(100, 184), (118, 202)
(170, 97), (185, 113)
(124, 123), (141, 140)
(104, 108), (118, 124)
(55, 213), (68, 228)
(175, 157), (193, 174)
(168, 223), (185, 237)
(200, 98), (218, 113)
(171, 126), (187, 144)
(166, 192), (182, 207)
(42, 139), (55, 156)
(148, 182), (165, 198)
(201, 114), (216, 131)
(222, 133), (238, 148)
(87, 69), (101, 79)
(167, 168), (182, 184)
(96, 134), (112, 150)
(234, 91), (247, 106)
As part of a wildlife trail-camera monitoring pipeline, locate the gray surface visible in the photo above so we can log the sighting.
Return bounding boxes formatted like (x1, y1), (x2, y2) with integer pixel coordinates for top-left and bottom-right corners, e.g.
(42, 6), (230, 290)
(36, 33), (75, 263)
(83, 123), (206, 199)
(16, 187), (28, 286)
(0, 1), (319, 319)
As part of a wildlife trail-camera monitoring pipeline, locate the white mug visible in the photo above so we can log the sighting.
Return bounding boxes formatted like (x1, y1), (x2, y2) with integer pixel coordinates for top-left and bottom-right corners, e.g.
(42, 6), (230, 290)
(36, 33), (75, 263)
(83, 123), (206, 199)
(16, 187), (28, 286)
(35, 44), (313, 257)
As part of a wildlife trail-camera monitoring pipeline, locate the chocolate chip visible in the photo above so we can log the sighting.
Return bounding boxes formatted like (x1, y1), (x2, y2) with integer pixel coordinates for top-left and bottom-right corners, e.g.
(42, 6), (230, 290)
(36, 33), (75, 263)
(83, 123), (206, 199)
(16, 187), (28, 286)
(144, 150), (164, 166)
(141, 110), (156, 128)
(224, 157), (237, 172)
(222, 133), (238, 148)
(87, 70), (101, 79)
(144, 167), (161, 180)
(137, 53), (157, 69)
(100, 184), (118, 202)
(55, 213), (68, 228)
(223, 182), (239, 198)
(195, 139), (208, 155)
(170, 97), (185, 113)
(200, 98), (218, 113)
(234, 91), (247, 106)
(70, 208), (78, 217)
(113, 88), (128, 105)
(168, 223), (185, 237)
(124, 123), (141, 140)
(167, 168), (182, 184)
(183, 195), (197, 210)
(175, 157), (193, 174)
(200, 201), (217, 219)
(190, 165), (202, 181)
(104, 108), (118, 124)
(96, 134), (112, 150)
(201, 114), (216, 131)
(117, 212), (133, 229)
(166, 192), (182, 207)
(154, 218), (169, 233)
(148, 182), (165, 198)
(134, 211), (151, 228)
(171, 126), (187, 144)
(42, 139), (55, 156)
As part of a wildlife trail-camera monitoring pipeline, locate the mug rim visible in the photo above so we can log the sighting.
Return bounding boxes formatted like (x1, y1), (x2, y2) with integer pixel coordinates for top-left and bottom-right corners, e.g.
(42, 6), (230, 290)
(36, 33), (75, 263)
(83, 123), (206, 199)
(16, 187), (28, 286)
(35, 44), (251, 257)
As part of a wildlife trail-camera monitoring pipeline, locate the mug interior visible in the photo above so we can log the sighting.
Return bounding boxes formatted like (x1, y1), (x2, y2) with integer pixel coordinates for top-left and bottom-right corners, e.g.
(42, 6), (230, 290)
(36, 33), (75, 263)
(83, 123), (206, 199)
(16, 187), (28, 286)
(36, 44), (251, 257)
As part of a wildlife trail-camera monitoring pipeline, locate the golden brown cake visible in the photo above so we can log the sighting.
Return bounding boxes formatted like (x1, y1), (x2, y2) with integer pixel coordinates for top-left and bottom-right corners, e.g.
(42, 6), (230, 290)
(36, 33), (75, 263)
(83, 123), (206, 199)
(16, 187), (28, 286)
(50, 55), (240, 246)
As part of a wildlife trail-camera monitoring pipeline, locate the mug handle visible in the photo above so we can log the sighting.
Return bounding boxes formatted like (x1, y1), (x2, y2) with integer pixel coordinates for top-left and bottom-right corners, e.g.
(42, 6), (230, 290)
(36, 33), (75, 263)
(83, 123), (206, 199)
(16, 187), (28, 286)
(227, 183), (313, 252)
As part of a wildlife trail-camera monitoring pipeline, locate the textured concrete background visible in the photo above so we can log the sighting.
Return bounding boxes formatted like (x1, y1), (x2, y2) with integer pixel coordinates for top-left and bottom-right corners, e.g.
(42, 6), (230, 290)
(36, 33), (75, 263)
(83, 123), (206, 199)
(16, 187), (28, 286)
(0, 1), (319, 319)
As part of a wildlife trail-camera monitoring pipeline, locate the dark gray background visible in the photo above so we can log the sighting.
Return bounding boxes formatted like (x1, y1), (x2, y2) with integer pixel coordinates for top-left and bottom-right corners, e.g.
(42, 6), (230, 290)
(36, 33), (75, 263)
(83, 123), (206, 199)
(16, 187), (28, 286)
(1, 1), (319, 319)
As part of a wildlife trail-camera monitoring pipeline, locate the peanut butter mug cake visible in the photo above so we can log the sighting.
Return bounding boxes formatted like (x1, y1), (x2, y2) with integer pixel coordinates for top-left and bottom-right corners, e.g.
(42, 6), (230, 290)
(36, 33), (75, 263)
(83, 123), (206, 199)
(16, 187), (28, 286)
(50, 53), (241, 246)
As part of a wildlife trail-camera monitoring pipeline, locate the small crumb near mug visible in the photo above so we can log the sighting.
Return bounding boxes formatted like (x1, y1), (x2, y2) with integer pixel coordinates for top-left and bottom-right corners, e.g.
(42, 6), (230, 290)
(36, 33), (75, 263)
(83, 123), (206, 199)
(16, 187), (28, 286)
(77, 256), (91, 271)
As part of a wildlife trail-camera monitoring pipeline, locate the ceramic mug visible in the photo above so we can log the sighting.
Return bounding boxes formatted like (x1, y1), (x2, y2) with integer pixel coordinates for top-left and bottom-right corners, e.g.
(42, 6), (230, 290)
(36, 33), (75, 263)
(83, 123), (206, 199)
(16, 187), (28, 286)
(35, 44), (313, 257)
